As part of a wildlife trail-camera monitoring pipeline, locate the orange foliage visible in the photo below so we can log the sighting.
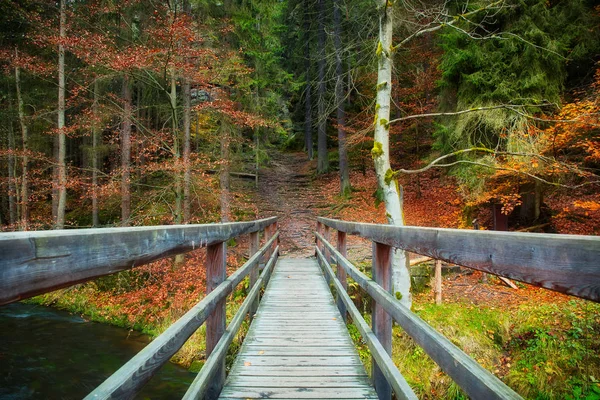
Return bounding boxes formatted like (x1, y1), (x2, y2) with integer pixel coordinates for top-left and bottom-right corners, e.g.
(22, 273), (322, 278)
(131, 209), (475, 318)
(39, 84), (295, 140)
(320, 169), (464, 229)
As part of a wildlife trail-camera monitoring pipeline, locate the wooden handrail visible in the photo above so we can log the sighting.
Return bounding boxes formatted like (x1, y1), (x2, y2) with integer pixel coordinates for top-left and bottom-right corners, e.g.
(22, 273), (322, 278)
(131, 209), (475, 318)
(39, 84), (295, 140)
(317, 217), (600, 302)
(315, 229), (523, 400)
(86, 231), (279, 400)
(315, 246), (417, 400)
(0, 217), (277, 305)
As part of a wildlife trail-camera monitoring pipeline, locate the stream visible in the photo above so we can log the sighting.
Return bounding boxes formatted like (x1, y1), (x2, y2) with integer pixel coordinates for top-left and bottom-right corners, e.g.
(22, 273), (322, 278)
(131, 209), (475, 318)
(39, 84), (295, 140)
(0, 303), (195, 399)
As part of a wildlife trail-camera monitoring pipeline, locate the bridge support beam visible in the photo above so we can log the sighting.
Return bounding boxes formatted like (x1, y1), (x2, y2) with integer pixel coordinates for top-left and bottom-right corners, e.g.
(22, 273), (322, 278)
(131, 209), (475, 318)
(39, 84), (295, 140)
(372, 241), (392, 400)
(205, 241), (227, 399)
(336, 230), (347, 322)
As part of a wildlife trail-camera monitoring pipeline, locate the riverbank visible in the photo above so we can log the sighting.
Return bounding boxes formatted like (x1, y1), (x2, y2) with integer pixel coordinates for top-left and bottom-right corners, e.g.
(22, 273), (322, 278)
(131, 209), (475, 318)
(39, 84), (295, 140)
(0, 302), (195, 399)
(28, 243), (251, 371)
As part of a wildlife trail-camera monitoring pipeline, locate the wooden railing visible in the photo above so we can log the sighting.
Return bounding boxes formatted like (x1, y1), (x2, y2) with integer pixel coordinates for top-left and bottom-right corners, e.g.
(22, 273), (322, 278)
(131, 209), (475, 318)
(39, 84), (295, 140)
(0, 217), (279, 400)
(315, 217), (600, 400)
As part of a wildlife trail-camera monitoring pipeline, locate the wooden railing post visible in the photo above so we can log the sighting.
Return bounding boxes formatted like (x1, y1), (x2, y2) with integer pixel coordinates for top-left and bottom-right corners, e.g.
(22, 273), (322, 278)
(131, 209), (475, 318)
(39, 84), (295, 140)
(263, 224), (273, 268)
(249, 231), (260, 315)
(315, 221), (322, 255)
(434, 259), (442, 305)
(336, 230), (348, 322)
(205, 241), (227, 399)
(372, 241), (392, 400)
(323, 225), (331, 263)
(272, 222), (279, 256)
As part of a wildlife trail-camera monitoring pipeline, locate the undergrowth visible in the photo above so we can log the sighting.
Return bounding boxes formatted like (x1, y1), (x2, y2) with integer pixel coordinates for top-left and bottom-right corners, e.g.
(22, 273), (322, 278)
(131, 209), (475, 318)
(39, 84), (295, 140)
(389, 300), (600, 399)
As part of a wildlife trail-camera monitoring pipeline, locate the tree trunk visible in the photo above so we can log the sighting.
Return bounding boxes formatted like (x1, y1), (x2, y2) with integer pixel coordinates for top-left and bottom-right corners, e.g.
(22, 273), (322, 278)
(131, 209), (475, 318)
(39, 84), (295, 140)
(373, 0), (411, 307)
(334, 0), (350, 195)
(15, 54), (29, 229)
(304, 0), (313, 160)
(316, 0), (328, 173)
(121, 75), (132, 226)
(171, 71), (182, 224)
(52, 135), (59, 222)
(55, 0), (67, 229)
(92, 79), (99, 227)
(220, 120), (231, 223)
(7, 105), (17, 226)
(183, 0), (192, 224)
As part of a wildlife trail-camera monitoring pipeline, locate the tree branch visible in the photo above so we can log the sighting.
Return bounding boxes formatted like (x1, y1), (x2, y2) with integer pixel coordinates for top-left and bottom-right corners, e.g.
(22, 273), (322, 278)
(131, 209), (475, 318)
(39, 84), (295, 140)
(391, 147), (600, 189)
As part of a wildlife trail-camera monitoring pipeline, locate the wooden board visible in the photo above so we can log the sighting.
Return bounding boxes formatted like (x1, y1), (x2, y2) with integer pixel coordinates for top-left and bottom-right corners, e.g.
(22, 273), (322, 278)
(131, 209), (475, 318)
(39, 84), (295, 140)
(0, 217), (277, 305)
(219, 257), (378, 399)
(318, 217), (600, 302)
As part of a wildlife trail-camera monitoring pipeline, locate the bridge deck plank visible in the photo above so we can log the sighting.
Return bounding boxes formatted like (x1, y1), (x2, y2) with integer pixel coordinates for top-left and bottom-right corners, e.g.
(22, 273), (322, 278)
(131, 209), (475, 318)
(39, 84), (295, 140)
(219, 257), (378, 399)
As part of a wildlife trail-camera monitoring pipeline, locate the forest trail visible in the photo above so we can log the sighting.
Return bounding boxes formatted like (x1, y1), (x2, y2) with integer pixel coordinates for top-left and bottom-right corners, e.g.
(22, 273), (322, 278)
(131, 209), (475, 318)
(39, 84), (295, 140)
(256, 151), (325, 258)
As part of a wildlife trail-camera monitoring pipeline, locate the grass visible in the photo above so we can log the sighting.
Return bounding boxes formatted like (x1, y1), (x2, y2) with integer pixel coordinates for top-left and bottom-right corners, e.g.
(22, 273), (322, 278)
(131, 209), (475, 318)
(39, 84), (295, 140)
(388, 299), (600, 399)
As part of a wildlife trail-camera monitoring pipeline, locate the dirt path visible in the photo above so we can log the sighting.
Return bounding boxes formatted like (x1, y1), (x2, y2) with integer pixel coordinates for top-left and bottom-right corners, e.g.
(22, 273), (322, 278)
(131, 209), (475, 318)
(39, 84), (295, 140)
(256, 151), (325, 258)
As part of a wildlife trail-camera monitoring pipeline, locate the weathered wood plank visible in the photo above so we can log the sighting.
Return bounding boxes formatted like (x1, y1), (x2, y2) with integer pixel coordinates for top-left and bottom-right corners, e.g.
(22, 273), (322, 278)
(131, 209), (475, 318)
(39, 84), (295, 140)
(317, 233), (523, 400)
(434, 259), (442, 305)
(372, 242), (393, 400)
(227, 366), (370, 377)
(249, 231), (260, 315)
(219, 387), (378, 399)
(234, 355), (364, 367)
(318, 217), (600, 302)
(225, 376), (372, 387)
(0, 217), (277, 305)
(219, 257), (378, 399)
(84, 233), (278, 400)
(205, 241), (227, 399)
(336, 230), (348, 322)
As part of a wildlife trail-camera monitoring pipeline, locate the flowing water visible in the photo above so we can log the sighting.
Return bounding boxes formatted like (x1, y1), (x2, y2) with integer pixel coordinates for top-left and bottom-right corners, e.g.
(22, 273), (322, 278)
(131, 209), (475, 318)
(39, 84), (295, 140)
(0, 303), (195, 399)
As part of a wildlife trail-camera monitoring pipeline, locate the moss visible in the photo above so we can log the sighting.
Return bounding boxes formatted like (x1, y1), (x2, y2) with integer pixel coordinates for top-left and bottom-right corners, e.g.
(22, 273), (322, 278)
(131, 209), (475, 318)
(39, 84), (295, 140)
(379, 118), (389, 129)
(384, 168), (395, 186)
(376, 41), (383, 57)
(395, 291), (403, 300)
(376, 81), (387, 91)
(371, 142), (384, 159)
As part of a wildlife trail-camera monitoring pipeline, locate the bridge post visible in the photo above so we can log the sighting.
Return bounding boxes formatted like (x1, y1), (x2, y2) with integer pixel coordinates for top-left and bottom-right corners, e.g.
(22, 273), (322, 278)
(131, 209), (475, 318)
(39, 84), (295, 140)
(205, 241), (227, 399)
(315, 222), (322, 255)
(264, 223), (273, 266)
(336, 230), (348, 322)
(372, 241), (392, 400)
(323, 225), (331, 263)
(249, 231), (260, 316)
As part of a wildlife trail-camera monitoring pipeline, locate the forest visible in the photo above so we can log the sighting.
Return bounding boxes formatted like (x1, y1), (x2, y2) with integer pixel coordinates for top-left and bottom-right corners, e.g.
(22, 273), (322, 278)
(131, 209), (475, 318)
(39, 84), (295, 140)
(1, 0), (599, 399)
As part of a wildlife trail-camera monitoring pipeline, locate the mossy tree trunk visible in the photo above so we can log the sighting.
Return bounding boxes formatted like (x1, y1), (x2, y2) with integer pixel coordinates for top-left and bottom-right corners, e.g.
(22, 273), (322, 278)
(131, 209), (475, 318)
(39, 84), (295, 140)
(373, 0), (411, 308)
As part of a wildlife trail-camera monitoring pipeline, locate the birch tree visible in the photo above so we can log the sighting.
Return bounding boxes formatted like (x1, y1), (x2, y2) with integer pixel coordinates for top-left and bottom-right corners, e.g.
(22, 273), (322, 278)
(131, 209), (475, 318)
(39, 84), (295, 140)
(373, 0), (411, 307)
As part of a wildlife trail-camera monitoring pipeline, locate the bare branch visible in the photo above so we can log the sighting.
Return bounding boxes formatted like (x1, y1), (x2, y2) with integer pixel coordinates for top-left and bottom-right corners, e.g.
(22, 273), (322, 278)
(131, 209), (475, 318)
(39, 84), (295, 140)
(392, 147), (600, 189)
(387, 104), (552, 125)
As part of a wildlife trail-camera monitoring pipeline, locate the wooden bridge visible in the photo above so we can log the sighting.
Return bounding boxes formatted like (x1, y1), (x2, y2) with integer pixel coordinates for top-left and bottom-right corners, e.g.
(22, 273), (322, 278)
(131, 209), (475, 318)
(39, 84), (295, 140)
(1, 217), (599, 399)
